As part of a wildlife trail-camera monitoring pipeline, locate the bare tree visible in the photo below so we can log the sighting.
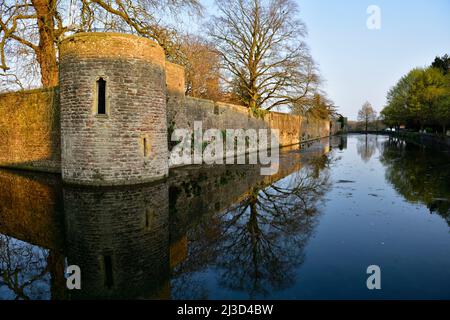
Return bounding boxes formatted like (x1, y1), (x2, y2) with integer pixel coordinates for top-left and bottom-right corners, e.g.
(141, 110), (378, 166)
(358, 101), (377, 132)
(0, 0), (202, 90)
(177, 35), (222, 100)
(295, 92), (336, 119)
(208, 0), (320, 114)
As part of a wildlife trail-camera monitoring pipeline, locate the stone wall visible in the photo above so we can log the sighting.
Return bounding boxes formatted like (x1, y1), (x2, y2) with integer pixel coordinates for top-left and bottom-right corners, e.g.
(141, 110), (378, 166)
(166, 66), (331, 149)
(170, 96), (329, 148)
(165, 61), (187, 130)
(302, 116), (332, 141)
(0, 32), (333, 182)
(0, 88), (61, 172)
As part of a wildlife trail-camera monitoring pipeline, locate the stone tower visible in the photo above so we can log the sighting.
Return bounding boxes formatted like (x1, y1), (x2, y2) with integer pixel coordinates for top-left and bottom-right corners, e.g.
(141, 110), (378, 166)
(59, 33), (168, 186)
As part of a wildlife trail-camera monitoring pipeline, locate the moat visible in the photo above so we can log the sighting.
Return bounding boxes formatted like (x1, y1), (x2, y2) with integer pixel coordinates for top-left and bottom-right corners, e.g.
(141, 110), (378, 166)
(0, 134), (449, 300)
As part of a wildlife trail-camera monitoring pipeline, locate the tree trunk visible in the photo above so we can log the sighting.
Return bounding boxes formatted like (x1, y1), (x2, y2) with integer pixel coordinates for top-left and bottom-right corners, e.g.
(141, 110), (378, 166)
(33, 0), (59, 87)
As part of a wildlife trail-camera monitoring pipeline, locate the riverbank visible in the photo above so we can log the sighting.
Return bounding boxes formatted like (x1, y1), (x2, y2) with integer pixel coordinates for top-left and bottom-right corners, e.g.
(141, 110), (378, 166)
(348, 131), (450, 151)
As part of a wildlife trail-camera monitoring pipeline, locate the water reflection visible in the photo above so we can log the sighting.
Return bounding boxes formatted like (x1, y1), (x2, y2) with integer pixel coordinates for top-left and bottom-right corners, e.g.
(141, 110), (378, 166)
(64, 184), (171, 299)
(0, 235), (49, 300)
(172, 155), (332, 299)
(338, 135), (347, 151)
(0, 170), (65, 300)
(0, 137), (340, 299)
(356, 134), (379, 162)
(380, 137), (450, 225)
(1, 134), (448, 299)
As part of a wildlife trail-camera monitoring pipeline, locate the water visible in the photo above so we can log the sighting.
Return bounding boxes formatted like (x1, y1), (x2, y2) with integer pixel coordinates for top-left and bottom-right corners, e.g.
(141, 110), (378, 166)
(0, 134), (449, 300)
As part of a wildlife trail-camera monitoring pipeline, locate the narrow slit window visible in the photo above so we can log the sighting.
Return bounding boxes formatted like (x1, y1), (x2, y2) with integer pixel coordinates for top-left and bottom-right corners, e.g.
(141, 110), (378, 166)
(103, 255), (114, 289)
(97, 78), (106, 114)
(143, 137), (148, 157)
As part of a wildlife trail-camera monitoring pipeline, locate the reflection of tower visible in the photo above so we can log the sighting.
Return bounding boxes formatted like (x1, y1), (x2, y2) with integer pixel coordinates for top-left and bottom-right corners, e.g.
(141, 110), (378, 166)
(329, 135), (347, 150)
(338, 135), (348, 150)
(59, 33), (169, 186)
(64, 183), (170, 299)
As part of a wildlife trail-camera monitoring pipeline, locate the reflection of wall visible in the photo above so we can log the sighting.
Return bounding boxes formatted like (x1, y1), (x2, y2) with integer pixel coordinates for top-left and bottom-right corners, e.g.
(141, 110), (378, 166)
(168, 138), (334, 246)
(170, 140), (334, 298)
(0, 170), (64, 250)
(0, 137), (338, 299)
(334, 135), (348, 150)
(63, 183), (170, 299)
(0, 169), (65, 299)
(0, 168), (171, 299)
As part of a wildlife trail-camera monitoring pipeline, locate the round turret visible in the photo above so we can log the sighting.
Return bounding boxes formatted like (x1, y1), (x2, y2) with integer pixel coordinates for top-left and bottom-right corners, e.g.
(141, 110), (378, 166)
(59, 32), (168, 186)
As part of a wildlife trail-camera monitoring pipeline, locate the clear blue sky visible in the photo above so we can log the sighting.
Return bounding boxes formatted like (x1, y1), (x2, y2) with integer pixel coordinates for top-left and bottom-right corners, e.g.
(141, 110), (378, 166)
(181, 0), (450, 120)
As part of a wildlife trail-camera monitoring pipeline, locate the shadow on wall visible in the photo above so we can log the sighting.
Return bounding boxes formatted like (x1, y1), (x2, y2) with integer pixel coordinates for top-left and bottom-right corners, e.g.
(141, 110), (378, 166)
(0, 88), (61, 173)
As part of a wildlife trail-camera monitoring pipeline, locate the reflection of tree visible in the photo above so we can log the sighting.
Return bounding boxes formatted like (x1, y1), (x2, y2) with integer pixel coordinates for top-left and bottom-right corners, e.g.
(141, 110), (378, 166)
(380, 138), (450, 225)
(356, 134), (378, 162)
(0, 235), (51, 300)
(172, 154), (332, 299)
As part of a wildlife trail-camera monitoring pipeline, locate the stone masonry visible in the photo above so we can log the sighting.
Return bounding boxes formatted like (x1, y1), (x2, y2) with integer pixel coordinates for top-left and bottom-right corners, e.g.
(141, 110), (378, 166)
(59, 33), (169, 186)
(0, 32), (339, 186)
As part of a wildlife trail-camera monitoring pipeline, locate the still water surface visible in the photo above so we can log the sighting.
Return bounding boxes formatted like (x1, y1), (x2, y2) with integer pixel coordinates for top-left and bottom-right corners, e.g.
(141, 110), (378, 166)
(0, 134), (449, 299)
